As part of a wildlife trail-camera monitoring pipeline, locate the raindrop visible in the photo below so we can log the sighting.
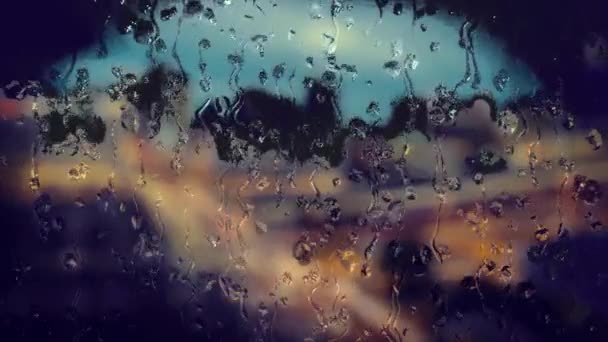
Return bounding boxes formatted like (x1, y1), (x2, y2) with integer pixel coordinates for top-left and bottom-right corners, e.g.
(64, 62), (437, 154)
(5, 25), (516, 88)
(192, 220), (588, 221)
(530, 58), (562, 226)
(199, 38), (212, 50)
(405, 53), (419, 70)
(184, 1), (204, 17)
(493, 69), (510, 92)
(251, 34), (269, 57)
(405, 186), (417, 200)
(366, 101), (380, 117)
(309, 2), (323, 20)
(473, 172), (484, 185)
(430, 42), (440, 52)
(272, 63), (286, 80)
(256, 177), (270, 190)
(160, 7), (177, 21)
(255, 221), (268, 234)
(258, 69), (268, 85)
(489, 201), (504, 217)
(293, 238), (314, 265)
(460, 276), (476, 290)
(498, 110), (519, 135)
(52, 217), (65, 231)
(586, 129), (603, 150)
(228, 27), (237, 40)
(131, 214), (142, 230)
(535, 226), (550, 242)
(134, 20), (155, 44)
(383, 60), (402, 78)
(203, 8), (216, 24)
(393, 3), (403, 15)
(361, 263), (372, 278)
(446, 176), (461, 191)
(155, 38), (167, 53)
(74, 197), (86, 208)
(345, 17), (354, 30)
(305, 56), (314, 68)
(391, 40), (403, 58)
(573, 175), (602, 205)
(63, 252), (79, 270)
(207, 234), (221, 247)
(288, 28), (296, 41)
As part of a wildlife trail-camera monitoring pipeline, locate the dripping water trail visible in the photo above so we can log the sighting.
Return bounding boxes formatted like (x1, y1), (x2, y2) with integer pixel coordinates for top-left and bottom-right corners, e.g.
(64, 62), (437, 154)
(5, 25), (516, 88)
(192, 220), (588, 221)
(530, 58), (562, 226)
(172, 13), (188, 85)
(453, 21), (480, 92)
(60, 52), (78, 96)
(235, 178), (252, 252)
(148, 0), (160, 64)
(466, 21), (481, 88)
(108, 120), (118, 191)
(384, 271), (403, 340)
(330, 0), (341, 54)
(552, 119), (569, 236)
(431, 201), (444, 263)
(403, 69), (415, 99)
(430, 136), (447, 263)
(288, 68), (297, 104)
(273, 154), (284, 208)
(229, 47), (245, 94)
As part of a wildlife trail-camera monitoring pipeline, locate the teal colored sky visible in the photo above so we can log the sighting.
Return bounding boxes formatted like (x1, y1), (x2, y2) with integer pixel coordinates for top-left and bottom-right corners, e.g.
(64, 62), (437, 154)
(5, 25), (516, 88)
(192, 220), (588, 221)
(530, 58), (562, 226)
(55, 0), (540, 124)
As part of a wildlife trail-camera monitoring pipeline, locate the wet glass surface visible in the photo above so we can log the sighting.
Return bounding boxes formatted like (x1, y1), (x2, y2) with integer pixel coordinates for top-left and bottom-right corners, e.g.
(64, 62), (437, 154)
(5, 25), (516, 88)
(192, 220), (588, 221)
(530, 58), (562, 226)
(0, 0), (608, 341)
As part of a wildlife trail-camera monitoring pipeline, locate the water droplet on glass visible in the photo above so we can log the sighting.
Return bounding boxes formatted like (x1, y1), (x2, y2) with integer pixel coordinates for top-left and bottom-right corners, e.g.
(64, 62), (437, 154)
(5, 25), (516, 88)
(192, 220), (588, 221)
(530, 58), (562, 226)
(366, 101), (380, 117)
(272, 63), (286, 80)
(228, 27), (237, 40)
(535, 226), (550, 242)
(200, 75), (212, 92)
(345, 17), (354, 30)
(52, 217), (65, 231)
(430, 41), (440, 52)
(199, 38), (211, 50)
(134, 20), (155, 44)
(493, 69), (510, 92)
(207, 234), (221, 247)
(305, 56), (314, 68)
(498, 110), (519, 135)
(160, 7), (177, 21)
(293, 238), (314, 265)
(309, 3), (323, 20)
(489, 201), (504, 217)
(184, 1), (203, 17)
(255, 220), (268, 234)
(203, 8), (217, 24)
(586, 128), (603, 150)
(446, 176), (461, 191)
(383, 60), (402, 78)
(405, 53), (419, 70)
(573, 175), (603, 205)
(361, 263), (372, 278)
(131, 214), (142, 230)
(251, 34), (269, 58)
(258, 69), (268, 85)
(256, 177), (270, 190)
(74, 197), (86, 208)
(391, 40), (403, 58)
(154, 38), (167, 53)
(393, 3), (403, 15)
(473, 172), (484, 185)
(405, 186), (417, 200)
(63, 252), (79, 270)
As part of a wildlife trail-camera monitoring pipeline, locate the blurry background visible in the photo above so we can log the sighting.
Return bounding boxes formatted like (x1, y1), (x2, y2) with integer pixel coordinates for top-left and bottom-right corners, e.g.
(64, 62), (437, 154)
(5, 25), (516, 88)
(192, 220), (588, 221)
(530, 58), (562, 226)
(1, 1), (608, 341)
